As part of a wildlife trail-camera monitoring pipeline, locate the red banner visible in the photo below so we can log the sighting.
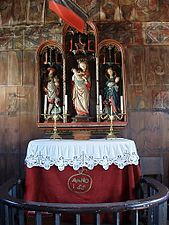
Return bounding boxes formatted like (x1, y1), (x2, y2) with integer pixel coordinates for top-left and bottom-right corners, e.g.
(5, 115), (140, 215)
(48, 0), (88, 33)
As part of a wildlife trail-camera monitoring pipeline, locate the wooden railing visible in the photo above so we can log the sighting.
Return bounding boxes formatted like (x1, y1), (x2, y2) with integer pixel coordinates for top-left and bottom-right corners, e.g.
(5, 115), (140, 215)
(0, 177), (168, 225)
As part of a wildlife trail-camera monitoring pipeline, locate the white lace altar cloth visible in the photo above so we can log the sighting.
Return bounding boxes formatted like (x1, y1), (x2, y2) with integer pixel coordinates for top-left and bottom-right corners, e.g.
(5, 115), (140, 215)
(25, 138), (139, 171)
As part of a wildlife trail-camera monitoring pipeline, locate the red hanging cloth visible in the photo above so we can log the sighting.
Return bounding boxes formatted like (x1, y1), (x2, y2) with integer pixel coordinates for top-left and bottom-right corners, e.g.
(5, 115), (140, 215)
(48, 0), (88, 33)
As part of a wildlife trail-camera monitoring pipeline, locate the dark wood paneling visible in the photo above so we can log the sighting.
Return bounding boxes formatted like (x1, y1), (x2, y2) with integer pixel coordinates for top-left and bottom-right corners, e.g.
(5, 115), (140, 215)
(0, 52), (8, 85)
(0, 87), (6, 115)
(13, 0), (27, 24)
(126, 46), (145, 86)
(23, 51), (35, 85)
(4, 116), (20, 154)
(145, 46), (169, 86)
(0, 154), (7, 185)
(0, 153), (20, 185)
(6, 87), (18, 116)
(18, 86), (36, 113)
(27, 0), (45, 23)
(0, 117), (7, 154)
(8, 51), (22, 85)
(97, 23), (133, 44)
(6, 154), (20, 179)
(20, 116), (42, 142)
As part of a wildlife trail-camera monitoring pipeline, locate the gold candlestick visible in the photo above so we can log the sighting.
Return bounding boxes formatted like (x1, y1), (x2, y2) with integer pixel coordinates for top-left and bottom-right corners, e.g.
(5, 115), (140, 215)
(100, 109), (125, 139)
(106, 114), (116, 139)
(50, 114), (62, 139)
(42, 113), (68, 139)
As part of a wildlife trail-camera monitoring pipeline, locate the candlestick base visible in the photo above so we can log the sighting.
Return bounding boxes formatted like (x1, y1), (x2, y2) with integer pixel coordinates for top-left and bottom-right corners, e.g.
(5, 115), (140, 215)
(106, 131), (116, 139)
(50, 133), (62, 139)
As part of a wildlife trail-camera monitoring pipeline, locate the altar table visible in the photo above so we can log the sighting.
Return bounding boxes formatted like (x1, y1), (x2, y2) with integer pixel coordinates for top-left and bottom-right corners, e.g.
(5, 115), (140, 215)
(24, 138), (141, 206)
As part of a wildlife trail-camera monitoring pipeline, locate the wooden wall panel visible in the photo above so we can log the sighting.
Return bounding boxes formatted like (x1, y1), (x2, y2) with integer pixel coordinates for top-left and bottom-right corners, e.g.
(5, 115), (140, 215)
(127, 86), (145, 110)
(4, 116), (20, 153)
(0, 86), (19, 154)
(6, 87), (18, 116)
(23, 51), (35, 85)
(97, 23), (133, 44)
(8, 51), (22, 85)
(0, 127), (19, 154)
(125, 111), (146, 152)
(122, 111), (169, 154)
(18, 87), (36, 113)
(0, 117), (6, 154)
(142, 112), (163, 152)
(126, 46), (145, 86)
(27, 0), (46, 23)
(5, 154), (20, 181)
(0, 154), (7, 185)
(0, 153), (20, 185)
(0, 0), (168, 27)
(18, 86), (43, 155)
(159, 112), (169, 151)
(145, 46), (169, 86)
(19, 115), (42, 147)
(121, 43), (169, 186)
(125, 47), (146, 111)
(19, 114), (44, 171)
(0, 87), (6, 114)
(13, 0), (27, 24)
(0, 52), (8, 85)
(4, 87), (20, 153)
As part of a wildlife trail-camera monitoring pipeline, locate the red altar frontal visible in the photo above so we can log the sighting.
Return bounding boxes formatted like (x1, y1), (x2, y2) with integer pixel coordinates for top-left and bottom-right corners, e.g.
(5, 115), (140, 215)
(24, 138), (141, 205)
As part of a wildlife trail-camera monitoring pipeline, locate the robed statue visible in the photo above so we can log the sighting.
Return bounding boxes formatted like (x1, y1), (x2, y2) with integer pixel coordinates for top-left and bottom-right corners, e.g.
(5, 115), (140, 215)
(72, 59), (91, 116)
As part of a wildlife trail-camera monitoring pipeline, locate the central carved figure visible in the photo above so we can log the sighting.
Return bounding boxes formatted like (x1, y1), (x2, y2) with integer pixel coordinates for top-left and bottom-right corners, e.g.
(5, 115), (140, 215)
(72, 59), (91, 116)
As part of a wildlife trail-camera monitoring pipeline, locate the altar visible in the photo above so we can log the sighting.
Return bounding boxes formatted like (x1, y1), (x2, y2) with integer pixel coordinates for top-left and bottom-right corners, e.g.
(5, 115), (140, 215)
(24, 138), (141, 205)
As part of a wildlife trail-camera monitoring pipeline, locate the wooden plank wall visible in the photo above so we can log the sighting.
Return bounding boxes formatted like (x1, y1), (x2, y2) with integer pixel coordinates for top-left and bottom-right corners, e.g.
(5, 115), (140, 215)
(0, 0), (169, 186)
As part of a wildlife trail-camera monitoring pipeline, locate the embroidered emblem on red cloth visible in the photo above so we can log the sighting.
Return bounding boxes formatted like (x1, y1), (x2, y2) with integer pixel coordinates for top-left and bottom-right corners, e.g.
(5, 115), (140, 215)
(67, 170), (92, 193)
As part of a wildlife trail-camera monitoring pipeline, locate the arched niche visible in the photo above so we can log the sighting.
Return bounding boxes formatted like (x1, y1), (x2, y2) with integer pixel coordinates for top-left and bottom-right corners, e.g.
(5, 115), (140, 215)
(63, 22), (98, 122)
(36, 41), (65, 123)
(98, 39), (127, 124)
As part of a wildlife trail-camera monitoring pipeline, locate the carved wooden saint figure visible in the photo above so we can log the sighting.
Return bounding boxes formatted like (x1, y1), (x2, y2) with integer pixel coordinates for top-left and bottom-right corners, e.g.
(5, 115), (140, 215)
(72, 60), (91, 116)
(44, 67), (61, 119)
(103, 67), (120, 113)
